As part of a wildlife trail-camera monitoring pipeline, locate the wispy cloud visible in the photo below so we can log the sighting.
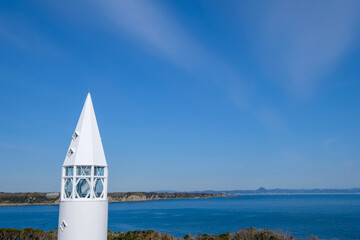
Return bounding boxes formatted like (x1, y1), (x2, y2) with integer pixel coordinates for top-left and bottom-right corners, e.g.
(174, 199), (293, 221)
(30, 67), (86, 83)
(341, 160), (357, 168)
(0, 25), (26, 48)
(0, 141), (55, 152)
(0, 13), (62, 57)
(90, 1), (265, 115)
(282, 149), (303, 163)
(321, 138), (337, 146)
(43, 0), (286, 130)
(257, 107), (287, 131)
(90, 0), (294, 131)
(93, 0), (210, 72)
(242, 0), (360, 96)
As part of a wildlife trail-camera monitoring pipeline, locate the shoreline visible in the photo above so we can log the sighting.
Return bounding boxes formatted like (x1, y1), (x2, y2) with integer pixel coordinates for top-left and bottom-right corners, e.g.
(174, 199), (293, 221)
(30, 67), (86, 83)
(0, 197), (221, 207)
(0, 192), (228, 207)
(1, 192), (360, 207)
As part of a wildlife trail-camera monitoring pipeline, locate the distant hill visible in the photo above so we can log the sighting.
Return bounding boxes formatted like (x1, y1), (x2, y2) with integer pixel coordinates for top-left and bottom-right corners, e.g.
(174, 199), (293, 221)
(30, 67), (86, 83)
(1, 188), (358, 206)
(0, 192), (227, 206)
(187, 187), (360, 195)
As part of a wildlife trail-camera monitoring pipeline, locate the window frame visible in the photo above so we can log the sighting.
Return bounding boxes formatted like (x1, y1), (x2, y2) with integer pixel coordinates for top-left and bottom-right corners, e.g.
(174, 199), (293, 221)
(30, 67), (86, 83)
(62, 165), (107, 200)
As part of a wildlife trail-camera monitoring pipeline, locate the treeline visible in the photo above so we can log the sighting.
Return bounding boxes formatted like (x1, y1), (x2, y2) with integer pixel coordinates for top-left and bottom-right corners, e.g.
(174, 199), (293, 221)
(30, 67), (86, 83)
(0, 192), (227, 206)
(108, 192), (227, 202)
(0, 228), (321, 240)
(0, 193), (57, 205)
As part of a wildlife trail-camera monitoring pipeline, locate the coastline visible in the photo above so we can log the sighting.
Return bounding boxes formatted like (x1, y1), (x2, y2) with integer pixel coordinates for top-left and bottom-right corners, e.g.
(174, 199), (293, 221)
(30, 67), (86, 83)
(0, 198), (219, 207)
(0, 192), (228, 207)
(1, 195), (358, 239)
(1, 190), (359, 207)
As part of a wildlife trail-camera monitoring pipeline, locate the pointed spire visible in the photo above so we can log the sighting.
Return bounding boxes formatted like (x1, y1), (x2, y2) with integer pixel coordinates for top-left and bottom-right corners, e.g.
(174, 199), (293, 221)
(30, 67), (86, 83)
(63, 93), (107, 166)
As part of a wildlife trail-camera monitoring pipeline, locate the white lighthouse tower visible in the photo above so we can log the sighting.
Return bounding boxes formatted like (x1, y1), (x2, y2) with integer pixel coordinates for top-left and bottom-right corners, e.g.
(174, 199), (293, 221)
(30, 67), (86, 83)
(58, 93), (108, 240)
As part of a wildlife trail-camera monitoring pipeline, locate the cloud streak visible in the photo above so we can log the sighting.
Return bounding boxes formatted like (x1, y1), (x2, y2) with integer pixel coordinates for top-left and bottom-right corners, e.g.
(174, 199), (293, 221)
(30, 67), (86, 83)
(321, 138), (337, 146)
(241, 0), (360, 96)
(43, 0), (293, 130)
(0, 13), (62, 57)
(94, 0), (210, 72)
(90, 0), (290, 130)
(91, 0), (259, 115)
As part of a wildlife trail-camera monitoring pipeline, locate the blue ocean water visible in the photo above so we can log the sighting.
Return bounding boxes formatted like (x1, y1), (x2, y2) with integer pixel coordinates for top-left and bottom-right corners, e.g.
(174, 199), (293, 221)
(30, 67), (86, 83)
(0, 195), (359, 239)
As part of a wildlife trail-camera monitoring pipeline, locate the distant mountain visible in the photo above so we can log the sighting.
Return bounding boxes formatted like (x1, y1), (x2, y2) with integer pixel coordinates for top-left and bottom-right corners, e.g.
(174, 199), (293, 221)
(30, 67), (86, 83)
(187, 187), (360, 195)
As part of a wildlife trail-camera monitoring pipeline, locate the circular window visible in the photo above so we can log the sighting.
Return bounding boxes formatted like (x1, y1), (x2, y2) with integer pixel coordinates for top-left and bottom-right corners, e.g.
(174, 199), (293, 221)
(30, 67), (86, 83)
(94, 179), (104, 198)
(64, 179), (73, 198)
(76, 178), (90, 198)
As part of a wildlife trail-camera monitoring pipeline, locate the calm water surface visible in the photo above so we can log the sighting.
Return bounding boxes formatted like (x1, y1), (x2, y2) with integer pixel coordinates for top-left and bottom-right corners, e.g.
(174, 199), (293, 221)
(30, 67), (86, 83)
(0, 195), (359, 239)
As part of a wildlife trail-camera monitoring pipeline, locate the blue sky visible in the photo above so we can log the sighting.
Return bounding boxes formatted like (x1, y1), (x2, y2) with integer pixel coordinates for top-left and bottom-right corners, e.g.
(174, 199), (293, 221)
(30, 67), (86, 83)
(0, 0), (359, 192)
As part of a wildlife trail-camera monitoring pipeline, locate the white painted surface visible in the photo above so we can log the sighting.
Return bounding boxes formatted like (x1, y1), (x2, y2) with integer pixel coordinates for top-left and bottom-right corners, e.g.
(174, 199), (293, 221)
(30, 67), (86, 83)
(58, 93), (108, 240)
(58, 200), (108, 240)
(63, 93), (107, 167)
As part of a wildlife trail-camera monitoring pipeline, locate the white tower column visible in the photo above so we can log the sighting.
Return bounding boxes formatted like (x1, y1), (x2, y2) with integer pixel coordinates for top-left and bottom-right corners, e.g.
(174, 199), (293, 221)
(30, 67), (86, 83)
(58, 93), (108, 240)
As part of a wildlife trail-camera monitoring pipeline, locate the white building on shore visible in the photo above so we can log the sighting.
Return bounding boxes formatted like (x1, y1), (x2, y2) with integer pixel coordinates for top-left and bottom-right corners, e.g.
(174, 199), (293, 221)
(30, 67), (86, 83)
(58, 93), (108, 240)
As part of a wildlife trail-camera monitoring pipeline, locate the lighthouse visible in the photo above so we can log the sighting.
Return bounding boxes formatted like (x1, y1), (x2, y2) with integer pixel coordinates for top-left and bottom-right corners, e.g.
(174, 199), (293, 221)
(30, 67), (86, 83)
(58, 93), (108, 240)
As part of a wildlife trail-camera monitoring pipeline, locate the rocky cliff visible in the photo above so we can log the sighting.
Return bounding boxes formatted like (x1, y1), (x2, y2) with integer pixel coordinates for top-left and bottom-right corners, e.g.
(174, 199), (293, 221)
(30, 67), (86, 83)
(108, 192), (227, 202)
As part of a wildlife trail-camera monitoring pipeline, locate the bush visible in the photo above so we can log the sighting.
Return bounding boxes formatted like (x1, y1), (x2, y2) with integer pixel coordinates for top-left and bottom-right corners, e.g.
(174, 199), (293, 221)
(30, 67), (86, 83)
(0, 228), (321, 240)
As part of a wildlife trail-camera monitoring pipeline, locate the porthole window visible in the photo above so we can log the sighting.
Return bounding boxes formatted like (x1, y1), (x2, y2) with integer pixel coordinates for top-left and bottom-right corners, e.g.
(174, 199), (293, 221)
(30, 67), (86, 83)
(64, 179), (73, 198)
(94, 178), (104, 198)
(76, 178), (90, 198)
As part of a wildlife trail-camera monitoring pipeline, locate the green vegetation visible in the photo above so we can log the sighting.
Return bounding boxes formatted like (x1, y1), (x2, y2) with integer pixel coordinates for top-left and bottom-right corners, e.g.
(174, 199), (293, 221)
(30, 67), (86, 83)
(108, 230), (177, 240)
(0, 228), (321, 240)
(0, 192), (227, 206)
(108, 192), (227, 203)
(0, 228), (57, 240)
(0, 193), (60, 205)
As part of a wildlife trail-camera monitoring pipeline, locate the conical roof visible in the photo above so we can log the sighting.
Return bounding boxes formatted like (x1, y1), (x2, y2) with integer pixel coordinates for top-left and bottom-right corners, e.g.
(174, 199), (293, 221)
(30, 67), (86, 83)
(63, 93), (107, 167)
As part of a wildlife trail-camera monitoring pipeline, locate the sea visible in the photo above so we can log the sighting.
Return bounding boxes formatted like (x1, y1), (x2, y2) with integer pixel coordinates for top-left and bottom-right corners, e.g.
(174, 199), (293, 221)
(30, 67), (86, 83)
(0, 194), (359, 240)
